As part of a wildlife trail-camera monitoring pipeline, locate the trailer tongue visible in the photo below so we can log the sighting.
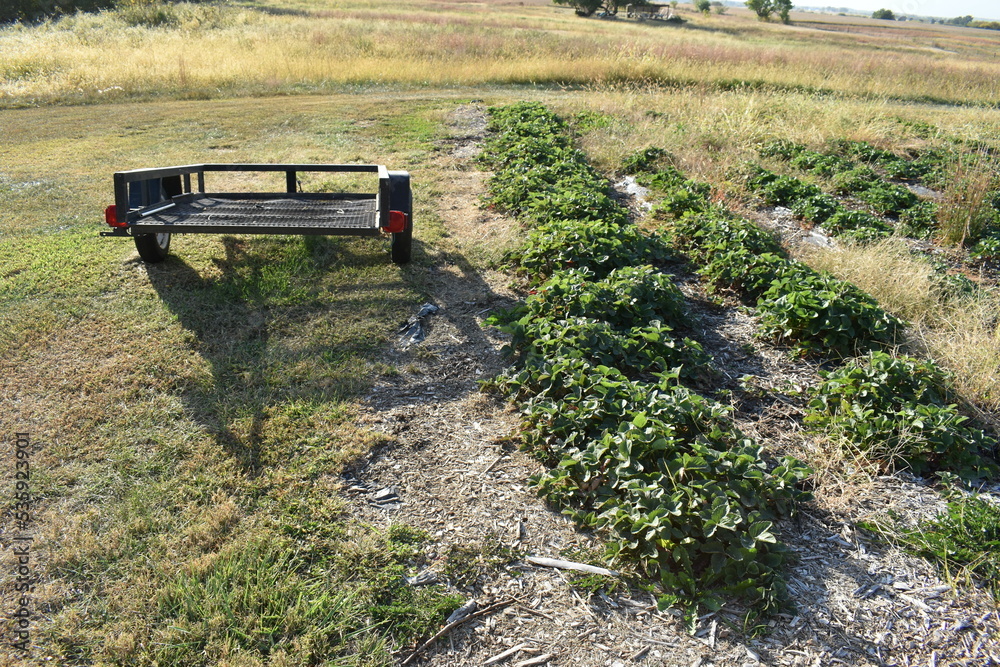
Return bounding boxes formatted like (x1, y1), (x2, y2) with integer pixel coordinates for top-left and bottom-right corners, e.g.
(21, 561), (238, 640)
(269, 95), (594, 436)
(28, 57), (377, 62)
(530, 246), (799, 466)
(102, 163), (413, 264)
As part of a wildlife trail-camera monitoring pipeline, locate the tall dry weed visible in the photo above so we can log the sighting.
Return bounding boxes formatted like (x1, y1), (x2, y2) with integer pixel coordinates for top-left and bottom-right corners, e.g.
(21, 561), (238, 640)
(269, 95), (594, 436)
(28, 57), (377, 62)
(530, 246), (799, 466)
(937, 151), (998, 247)
(4, 1), (1000, 107)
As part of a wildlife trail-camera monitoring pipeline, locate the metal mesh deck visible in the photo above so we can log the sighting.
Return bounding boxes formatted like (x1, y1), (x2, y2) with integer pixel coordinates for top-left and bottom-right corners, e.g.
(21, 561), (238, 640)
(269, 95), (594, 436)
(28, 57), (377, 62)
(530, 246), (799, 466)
(130, 195), (379, 235)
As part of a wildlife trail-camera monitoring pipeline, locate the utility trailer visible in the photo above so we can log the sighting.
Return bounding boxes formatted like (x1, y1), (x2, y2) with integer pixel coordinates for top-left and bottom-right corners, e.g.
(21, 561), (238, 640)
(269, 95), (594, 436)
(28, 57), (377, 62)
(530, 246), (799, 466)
(102, 163), (413, 264)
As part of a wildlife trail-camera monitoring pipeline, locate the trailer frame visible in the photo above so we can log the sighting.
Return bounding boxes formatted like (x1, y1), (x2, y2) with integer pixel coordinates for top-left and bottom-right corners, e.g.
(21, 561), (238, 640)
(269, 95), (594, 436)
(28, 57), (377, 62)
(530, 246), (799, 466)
(102, 163), (413, 264)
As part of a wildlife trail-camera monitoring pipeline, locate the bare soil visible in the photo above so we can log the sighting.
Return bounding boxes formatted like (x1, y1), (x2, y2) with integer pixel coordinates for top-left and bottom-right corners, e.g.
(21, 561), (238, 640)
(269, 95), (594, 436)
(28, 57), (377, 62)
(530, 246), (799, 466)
(345, 105), (1000, 667)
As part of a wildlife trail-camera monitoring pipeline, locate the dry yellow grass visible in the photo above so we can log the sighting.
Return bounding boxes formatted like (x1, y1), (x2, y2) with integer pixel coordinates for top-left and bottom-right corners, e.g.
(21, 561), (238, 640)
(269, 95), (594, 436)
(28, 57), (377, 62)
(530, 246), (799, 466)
(3, 0), (1000, 108)
(796, 239), (940, 325)
(571, 86), (1000, 183)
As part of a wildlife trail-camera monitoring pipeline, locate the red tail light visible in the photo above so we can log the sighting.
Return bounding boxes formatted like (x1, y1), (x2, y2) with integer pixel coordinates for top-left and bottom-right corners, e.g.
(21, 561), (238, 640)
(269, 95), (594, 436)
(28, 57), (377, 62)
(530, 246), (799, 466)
(105, 205), (126, 228)
(385, 210), (409, 234)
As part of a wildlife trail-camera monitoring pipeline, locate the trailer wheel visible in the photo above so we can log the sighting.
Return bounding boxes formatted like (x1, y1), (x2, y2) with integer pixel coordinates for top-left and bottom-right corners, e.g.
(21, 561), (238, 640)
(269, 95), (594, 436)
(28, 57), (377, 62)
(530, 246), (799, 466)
(134, 232), (171, 263)
(390, 193), (413, 265)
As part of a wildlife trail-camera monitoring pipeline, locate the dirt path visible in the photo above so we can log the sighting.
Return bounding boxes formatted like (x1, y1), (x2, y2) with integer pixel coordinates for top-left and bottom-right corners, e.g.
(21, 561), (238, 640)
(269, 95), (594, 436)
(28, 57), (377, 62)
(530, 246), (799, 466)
(345, 105), (1000, 667)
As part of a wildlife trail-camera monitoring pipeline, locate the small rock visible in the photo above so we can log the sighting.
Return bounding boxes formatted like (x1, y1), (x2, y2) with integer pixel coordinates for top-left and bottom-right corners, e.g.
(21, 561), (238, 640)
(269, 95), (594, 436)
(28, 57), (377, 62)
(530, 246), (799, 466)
(405, 570), (440, 587)
(447, 599), (478, 624)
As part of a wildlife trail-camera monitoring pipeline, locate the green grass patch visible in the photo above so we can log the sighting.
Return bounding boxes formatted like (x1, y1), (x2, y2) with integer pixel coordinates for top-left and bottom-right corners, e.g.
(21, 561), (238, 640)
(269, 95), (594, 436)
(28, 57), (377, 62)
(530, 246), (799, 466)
(0, 94), (491, 663)
(150, 526), (462, 665)
(863, 495), (1000, 599)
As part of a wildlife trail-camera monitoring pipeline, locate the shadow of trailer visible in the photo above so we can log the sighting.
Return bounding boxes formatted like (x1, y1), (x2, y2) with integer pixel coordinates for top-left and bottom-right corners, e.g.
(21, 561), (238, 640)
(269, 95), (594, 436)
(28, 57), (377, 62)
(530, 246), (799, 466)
(101, 163), (413, 265)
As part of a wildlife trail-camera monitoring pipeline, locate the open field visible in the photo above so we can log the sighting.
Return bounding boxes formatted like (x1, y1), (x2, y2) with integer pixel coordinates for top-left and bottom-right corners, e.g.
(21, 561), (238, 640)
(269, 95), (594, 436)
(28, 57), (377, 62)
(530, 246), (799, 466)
(2, 0), (1000, 664)
(3, 0), (1000, 107)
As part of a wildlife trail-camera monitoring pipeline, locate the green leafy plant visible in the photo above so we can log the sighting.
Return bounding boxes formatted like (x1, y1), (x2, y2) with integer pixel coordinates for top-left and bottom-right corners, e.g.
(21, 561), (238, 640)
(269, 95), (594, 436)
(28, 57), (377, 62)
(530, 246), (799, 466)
(758, 139), (805, 161)
(529, 377), (809, 615)
(621, 147), (672, 174)
(573, 110), (614, 132)
(639, 167), (711, 198)
(758, 175), (821, 207)
(669, 210), (788, 297)
(639, 167), (713, 218)
(818, 210), (892, 242)
(791, 193), (840, 224)
(831, 140), (898, 165)
(897, 201), (938, 238)
(521, 184), (627, 227)
(650, 188), (711, 219)
(805, 352), (991, 474)
(790, 150), (852, 178)
(755, 264), (905, 358)
(970, 230), (1000, 261)
(510, 219), (670, 282)
(505, 266), (687, 332)
(856, 182), (917, 216)
(557, 317), (705, 373)
(830, 165), (880, 196)
(483, 103), (812, 621)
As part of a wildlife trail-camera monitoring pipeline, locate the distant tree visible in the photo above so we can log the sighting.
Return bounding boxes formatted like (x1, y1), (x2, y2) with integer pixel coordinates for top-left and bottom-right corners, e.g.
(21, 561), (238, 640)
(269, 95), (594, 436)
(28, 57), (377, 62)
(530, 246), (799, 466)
(946, 15), (974, 26)
(970, 20), (1000, 30)
(746, 0), (769, 18)
(694, 0), (711, 13)
(872, 8), (895, 19)
(775, 0), (791, 22)
(553, 0), (621, 16)
(711, 1), (727, 13)
(746, 0), (792, 23)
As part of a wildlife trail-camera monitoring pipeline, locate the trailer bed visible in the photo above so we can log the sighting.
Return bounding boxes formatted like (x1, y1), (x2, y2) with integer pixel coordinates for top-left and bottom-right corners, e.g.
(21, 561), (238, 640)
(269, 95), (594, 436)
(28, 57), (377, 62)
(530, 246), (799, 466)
(129, 194), (380, 236)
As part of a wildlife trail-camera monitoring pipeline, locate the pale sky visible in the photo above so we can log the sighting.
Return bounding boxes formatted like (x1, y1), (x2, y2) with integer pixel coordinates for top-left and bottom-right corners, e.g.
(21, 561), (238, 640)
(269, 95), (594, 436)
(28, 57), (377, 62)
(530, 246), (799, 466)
(811, 0), (1000, 21)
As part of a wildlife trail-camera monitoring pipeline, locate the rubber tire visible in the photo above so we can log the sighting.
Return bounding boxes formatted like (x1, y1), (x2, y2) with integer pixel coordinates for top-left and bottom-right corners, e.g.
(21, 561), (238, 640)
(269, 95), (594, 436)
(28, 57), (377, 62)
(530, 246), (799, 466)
(390, 193), (413, 265)
(134, 232), (171, 263)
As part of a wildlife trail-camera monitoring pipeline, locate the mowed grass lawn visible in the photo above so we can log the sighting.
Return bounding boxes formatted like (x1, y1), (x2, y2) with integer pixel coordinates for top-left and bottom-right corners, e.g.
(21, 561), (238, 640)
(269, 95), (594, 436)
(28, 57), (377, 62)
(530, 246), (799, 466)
(0, 93), (498, 664)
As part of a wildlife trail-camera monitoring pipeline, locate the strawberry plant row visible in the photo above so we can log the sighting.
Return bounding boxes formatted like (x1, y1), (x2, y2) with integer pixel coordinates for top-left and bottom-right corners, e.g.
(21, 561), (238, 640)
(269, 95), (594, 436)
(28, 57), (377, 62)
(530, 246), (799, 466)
(483, 102), (811, 619)
(755, 139), (1000, 246)
(629, 157), (906, 359)
(805, 352), (994, 476)
(743, 163), (904, 241)
(760, 138), (949, 186)
(632, 152), (992, 477)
